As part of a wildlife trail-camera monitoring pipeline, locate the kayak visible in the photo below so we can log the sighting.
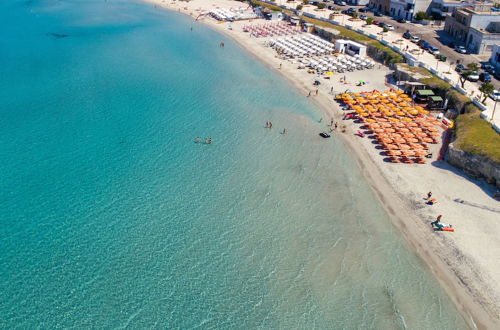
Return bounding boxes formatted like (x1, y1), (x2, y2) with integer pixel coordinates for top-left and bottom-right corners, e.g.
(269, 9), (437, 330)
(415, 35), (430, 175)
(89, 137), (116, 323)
(319, 132), (331, 138)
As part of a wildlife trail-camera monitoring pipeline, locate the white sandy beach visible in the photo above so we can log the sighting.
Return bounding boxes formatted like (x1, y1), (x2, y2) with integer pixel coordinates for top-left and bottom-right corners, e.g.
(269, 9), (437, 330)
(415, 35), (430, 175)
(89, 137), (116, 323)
(144, 0), (499, 328)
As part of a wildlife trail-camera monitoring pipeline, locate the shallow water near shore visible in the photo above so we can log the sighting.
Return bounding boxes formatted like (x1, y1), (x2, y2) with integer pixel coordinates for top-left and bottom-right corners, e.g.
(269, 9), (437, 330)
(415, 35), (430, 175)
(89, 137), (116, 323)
(0, 0), (469, 328)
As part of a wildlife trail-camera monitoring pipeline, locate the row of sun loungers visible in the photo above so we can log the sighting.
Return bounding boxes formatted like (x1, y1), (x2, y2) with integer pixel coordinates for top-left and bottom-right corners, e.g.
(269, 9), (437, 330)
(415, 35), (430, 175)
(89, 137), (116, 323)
(269, 35), (335, 58)
(243, 22), (302, 38)
(209, 8), (256, 21)
(299, 55), (375, 73)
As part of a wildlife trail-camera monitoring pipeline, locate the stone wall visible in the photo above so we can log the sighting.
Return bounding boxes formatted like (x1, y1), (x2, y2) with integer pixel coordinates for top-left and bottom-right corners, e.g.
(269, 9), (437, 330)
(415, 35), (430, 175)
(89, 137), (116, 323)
(447, 144), (500, 188)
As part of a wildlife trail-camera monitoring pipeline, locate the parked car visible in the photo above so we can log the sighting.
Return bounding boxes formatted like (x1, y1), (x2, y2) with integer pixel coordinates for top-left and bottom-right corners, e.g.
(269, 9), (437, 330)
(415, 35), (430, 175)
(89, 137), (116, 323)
(417, 40), (430, 50)
(479, 72), (492, 82)
(429, 46), (440, 55)
(383, 24), (395, 30)
(374, 11), (382, 16)
(372, 20), (381, 25)
(467, 71), (480, 82)
(482, 63), (495, 73)
(397, 18), (406, 23)
(454, 45), (467, 54)
(490, 90), (500, 101)
(359, 14), (368, 20)
(410, 35), (420, 43)
(358, 7), (369, 13)
(334, 0), (346, 5)
(403, 31), (412, 39)
(455, 64), (466, 73)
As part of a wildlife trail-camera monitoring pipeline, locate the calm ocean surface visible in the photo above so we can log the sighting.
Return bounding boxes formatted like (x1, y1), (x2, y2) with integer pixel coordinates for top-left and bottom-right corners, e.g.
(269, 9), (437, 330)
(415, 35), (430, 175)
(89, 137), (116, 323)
(0, 0), (468, 328)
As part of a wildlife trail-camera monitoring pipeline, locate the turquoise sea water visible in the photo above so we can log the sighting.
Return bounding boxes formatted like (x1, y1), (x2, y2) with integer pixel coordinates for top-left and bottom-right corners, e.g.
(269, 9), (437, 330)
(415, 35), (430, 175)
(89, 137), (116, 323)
(0, 0), (469, 328)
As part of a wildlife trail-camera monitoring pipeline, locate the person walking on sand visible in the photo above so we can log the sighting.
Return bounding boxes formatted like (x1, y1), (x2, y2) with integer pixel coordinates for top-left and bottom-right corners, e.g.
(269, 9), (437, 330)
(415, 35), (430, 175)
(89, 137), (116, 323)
(315, 89), (319, 96)
(279, 63), (282, 69)
(427, 191), (432, 199)
(330, 119), (334, 126)
(334, 122), (338, 130)
(307, 91), (311, 97)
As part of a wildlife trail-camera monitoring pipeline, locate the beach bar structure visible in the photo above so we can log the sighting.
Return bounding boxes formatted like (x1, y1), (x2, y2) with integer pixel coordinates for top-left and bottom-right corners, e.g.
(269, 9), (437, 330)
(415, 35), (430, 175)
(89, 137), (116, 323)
(335, 40), (367, 57)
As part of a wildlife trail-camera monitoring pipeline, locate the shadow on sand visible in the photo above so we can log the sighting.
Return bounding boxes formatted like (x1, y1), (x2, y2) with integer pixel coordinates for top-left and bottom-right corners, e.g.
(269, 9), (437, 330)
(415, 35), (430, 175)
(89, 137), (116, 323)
(430, 159), (499, 202)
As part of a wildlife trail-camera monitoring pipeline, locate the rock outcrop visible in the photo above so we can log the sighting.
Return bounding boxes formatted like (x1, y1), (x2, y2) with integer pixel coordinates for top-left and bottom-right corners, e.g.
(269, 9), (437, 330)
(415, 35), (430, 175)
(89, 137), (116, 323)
(447, 144), (500, 188)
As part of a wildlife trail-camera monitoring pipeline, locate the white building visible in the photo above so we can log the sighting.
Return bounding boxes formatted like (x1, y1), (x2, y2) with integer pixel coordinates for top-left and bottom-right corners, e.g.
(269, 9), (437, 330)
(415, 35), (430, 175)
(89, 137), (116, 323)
(444, 3), (500, 54)
(428, 0), (477, 18)
(335, 40), (368, 57)
(387, 0), (432, 21)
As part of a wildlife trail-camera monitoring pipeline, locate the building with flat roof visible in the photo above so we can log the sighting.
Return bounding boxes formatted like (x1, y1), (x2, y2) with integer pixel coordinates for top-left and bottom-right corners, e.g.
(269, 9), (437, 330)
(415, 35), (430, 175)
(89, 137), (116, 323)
(389, 0), (432, 21)
(444, 3), (500, 54)
(428, 0), (477, 18)
(369, 0), (392, 14)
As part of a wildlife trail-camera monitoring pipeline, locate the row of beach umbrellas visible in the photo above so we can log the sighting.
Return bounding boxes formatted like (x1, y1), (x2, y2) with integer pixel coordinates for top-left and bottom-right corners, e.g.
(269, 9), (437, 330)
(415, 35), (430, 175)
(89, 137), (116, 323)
(339, 90), (444, 164)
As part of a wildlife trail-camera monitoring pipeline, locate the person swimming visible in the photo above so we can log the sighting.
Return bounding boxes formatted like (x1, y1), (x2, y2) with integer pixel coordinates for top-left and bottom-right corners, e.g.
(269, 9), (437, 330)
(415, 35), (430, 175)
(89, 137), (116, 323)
(195, 137), (200, 143)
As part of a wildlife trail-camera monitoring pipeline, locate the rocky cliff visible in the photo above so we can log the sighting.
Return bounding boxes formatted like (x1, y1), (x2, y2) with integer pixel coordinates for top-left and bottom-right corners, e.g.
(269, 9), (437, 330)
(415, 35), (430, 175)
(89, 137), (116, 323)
(447, 144), (500, 188)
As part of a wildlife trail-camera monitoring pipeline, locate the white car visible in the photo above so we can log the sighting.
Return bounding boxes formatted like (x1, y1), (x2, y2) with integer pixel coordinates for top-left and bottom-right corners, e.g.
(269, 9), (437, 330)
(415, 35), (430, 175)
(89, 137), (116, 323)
(383, 24), (395, 30)
(410, 36), (420, 43)
(454, 45), (467, 54)
(467, 71), (480, 82)
(490, 90), (500, 101)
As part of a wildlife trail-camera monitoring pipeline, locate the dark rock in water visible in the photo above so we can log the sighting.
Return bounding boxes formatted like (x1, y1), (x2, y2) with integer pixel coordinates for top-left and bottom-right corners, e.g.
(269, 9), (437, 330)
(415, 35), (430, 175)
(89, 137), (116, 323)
(47, 32), (70, 38)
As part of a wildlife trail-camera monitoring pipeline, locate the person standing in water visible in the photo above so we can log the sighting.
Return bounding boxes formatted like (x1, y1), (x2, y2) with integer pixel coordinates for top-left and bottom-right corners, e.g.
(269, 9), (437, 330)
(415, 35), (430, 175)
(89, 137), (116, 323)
(269, 122), (272, 129)
(282, 128), (286, 134)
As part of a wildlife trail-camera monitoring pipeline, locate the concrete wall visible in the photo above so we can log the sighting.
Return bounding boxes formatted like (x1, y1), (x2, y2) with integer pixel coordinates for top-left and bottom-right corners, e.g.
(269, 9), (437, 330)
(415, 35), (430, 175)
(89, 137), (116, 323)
(447, 144), (500, 188)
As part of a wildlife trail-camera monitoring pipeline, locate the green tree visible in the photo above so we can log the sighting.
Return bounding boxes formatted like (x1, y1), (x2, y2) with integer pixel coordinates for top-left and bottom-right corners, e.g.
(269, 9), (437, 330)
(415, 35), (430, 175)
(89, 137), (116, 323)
(479, 82), (495, 104)
(302, 0), (309, 4)
(366, 17), (373, 25)
(415, 11), (428, 21)
(296, 4), (303, 10)
(383, 27), (389, 32)
(351, 12), (358, 18)
(467, 63), (479, 71)
(459, 63), (479, 88)
(317, 3), (326, 9)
